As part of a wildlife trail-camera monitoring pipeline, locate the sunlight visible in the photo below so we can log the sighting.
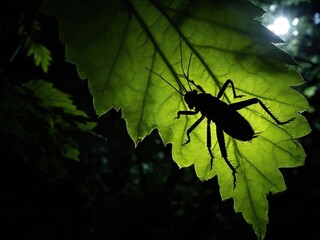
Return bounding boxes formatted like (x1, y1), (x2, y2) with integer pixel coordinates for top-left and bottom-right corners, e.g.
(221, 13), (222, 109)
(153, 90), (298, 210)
(267, 17), (290, 36)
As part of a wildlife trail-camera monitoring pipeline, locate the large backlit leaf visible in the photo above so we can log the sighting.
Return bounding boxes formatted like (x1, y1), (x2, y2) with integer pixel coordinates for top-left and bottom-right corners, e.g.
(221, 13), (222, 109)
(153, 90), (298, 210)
(41, 0), (311, 239)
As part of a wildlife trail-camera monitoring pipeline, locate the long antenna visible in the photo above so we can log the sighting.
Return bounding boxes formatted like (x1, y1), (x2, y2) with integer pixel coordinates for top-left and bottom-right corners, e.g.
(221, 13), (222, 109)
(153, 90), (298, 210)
(186, 52), (193, 91)
(145, 67), (184, 96)
(179, 40), (192, 91)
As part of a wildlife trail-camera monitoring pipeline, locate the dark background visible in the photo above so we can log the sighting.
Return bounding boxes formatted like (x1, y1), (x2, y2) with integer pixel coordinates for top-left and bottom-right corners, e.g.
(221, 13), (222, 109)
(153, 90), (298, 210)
(1, 0), (319, 239)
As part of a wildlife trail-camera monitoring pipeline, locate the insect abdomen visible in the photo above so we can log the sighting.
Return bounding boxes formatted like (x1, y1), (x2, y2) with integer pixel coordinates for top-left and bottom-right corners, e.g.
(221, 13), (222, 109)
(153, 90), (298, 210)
(196, 94), (255, 141)
(220, 112), (255, 141)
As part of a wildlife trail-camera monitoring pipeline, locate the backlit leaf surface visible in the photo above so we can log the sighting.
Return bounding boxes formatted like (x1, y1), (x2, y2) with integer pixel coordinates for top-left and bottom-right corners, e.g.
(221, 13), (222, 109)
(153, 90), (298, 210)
(41, 0), (311, 238)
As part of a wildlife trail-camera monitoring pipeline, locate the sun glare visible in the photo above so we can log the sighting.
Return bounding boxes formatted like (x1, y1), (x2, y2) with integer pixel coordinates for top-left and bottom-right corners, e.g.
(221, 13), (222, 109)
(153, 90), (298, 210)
(267, 17), (290, 36)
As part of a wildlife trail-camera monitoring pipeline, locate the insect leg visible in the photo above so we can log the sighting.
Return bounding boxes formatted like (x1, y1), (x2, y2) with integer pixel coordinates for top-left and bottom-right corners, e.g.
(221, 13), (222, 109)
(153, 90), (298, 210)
(217, 79), (244, 99)
(181, 115), (205, 146)
(230, 98), (295, 125)
(216, 126), (237, 188)
(207, 119), (214, 169)
(175, 110), (199, 120)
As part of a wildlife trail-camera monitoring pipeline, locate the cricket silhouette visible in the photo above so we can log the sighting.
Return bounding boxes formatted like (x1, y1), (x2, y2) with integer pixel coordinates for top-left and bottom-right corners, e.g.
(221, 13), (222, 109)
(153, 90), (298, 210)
(146, 42), (294, 188)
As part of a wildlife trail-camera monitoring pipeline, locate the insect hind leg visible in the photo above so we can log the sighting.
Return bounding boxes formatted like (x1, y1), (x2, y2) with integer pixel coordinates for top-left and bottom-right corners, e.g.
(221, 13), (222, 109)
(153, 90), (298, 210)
(230, 98), (295, 125)
(206, 119), (214, 169)
(216, 126), (237, 188)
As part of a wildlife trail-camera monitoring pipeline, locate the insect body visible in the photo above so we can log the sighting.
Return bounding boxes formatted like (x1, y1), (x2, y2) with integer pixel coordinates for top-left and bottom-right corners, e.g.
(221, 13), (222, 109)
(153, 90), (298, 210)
(176, 78), (294, 188)
(181, 86), (255, 143)
(146, 46), (294, 188)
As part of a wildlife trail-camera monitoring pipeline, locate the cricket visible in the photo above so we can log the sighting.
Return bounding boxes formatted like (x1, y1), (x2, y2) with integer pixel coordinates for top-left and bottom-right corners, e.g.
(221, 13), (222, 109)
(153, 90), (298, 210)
(146, 42), (294, 188)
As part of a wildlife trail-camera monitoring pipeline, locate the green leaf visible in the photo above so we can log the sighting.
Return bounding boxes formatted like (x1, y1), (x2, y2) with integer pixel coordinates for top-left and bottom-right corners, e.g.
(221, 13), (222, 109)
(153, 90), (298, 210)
(23, 79), (97, 161)
(24, 79), (86, 117)
(41, 0), (311, 239)
(61, 143), (80, 161)
(20, 20), (52, 72)
(26, 41), (52, 73)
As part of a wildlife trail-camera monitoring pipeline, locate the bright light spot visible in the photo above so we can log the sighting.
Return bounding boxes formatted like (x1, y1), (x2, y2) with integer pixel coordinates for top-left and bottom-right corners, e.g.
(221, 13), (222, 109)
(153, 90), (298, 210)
(268, 17), (290, 36)
(293, 30), (299, 36)
(292, 18), (299, 26)
(269, 4), (276, 12)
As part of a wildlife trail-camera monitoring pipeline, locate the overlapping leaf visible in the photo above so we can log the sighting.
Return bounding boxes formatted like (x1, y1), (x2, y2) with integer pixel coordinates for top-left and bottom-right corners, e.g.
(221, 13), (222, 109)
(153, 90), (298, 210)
(41, 0), (310, 238)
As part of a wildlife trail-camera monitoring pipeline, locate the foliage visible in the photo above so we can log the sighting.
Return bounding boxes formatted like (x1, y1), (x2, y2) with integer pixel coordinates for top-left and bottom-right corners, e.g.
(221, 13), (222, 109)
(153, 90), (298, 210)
(1, 78), (96, 175)
(18, 19), (52, 72)
(40, 0), (311, 239)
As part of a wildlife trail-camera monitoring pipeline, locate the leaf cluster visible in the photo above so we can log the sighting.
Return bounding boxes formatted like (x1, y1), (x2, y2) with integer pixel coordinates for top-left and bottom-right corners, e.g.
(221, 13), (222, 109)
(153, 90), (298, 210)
(1, 78), (96, 177)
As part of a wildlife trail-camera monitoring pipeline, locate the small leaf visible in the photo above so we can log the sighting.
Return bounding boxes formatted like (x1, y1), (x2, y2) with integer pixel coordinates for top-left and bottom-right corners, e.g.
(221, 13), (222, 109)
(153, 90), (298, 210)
(20, 20), (52, 72)
(41, 0), (311, 239)
(24, 79), (87, 117)
(61, 143), (80, 161)
(26, 42), (52, 73)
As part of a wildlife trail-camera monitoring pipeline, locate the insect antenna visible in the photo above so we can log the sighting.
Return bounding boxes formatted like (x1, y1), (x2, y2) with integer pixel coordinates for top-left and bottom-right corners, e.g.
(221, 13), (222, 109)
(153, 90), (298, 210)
(179, 40), (193, 91)
(145, 67), (185, 96)
(179, 40), (205, 93)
